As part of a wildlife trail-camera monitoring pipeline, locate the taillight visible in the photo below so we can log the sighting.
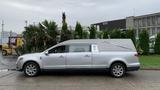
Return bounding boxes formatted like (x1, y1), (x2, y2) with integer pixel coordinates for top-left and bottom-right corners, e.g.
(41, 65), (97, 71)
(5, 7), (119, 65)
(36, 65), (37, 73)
(134, 53), (139, 57)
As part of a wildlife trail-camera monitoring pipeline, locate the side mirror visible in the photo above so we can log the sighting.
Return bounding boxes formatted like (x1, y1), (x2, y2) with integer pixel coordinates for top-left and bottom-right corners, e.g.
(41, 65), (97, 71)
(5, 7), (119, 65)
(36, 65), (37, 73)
(44, 51), (49, 56)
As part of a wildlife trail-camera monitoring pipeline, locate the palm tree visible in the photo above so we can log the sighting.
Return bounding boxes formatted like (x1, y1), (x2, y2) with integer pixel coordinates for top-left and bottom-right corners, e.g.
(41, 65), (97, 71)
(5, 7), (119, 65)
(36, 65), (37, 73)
(23, 20), (58, 53)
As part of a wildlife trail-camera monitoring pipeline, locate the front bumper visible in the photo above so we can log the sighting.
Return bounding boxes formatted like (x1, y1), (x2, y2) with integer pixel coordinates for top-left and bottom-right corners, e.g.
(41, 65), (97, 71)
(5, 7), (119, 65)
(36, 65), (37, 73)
(16, 61), (23, 71)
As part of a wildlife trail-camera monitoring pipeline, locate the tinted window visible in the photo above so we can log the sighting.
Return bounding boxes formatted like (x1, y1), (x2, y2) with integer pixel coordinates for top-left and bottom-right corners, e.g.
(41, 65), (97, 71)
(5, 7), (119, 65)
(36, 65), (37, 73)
(69, 45), (91, 52)
(48, 46), (66, 53)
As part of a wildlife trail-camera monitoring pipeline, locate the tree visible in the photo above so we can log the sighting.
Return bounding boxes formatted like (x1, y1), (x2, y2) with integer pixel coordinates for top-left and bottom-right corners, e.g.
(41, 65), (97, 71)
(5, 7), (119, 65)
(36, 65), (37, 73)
(154, 33), (160, 54)
(23, 20), (58, 53)
(83, 30), (89, 39)
(103, 31), (108, 39)
(139, 29), (149, 55)
(97, 31), (103, 39)
(120, 30), (127, 38)
(110, 29), (121, 38)
(89, 25), (97, 39)
(60, 12), (71, 42)
(39, 20), (58, 49)
(60, 22), (71, 42)
(23, 25), (40, 52)
(74, 22), (83, 39)
(126, 29), (136, 45)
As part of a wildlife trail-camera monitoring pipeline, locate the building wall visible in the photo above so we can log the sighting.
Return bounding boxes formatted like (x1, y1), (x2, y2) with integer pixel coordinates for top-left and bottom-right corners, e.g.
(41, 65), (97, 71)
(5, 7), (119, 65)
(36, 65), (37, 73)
(93, 19), (126, 32)
(126, 16), (134, 29)
(92, 12), (160, 39)
(126, 13), (160, 38)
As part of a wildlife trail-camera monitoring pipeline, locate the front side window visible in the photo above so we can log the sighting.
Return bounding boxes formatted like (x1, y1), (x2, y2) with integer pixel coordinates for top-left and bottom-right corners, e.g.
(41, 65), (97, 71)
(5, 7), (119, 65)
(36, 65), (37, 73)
(48, 45), (66, 54)
(69, 45), (91, 52)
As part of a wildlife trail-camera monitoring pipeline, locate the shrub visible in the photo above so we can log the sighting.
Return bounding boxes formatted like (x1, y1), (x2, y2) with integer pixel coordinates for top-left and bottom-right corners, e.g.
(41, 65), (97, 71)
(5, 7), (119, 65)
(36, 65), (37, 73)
(139, 29), (149, 55)
(154, 33), (160, 54)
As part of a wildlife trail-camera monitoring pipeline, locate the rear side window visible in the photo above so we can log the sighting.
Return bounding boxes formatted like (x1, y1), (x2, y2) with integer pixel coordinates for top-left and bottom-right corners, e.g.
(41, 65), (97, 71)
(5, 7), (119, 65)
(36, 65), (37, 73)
(69, 45), (91, 52)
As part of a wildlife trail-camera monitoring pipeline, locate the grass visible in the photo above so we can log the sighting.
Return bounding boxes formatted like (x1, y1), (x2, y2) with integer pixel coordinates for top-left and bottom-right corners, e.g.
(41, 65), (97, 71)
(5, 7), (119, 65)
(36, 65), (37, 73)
(139, 55), (160, 69)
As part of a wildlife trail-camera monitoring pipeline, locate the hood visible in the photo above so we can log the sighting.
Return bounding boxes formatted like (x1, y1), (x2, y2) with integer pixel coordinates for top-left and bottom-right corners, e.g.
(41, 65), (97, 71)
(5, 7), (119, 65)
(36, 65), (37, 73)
(20, 53), (42, 58)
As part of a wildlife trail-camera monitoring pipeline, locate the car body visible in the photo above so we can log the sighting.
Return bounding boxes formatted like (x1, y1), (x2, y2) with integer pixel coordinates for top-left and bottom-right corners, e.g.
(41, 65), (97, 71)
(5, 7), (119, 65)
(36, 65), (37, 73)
(16, 39), (140, 77)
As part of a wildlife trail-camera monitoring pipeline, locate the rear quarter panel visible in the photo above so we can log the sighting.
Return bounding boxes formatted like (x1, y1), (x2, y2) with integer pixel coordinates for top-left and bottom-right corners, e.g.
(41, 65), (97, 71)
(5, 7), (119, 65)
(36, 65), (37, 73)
(92, 51), (139, 68)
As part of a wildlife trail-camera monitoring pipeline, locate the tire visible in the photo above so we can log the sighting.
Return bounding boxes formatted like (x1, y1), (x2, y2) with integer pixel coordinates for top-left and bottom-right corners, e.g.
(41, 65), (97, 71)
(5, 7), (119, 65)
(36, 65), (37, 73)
(23, 62), (40, 77)
(110, 63), (126, 78)
(2, 50), (7, 56)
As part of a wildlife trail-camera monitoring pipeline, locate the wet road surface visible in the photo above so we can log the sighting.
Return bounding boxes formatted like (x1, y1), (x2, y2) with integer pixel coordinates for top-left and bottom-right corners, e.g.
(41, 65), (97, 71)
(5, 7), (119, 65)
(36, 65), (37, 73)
(0, 70), (159, 90)
(0, 51), (17, 70)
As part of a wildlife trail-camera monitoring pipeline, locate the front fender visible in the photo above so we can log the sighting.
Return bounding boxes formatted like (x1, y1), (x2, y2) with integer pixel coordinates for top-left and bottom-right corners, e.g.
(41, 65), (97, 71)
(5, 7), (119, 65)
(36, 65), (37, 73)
(22, 57), (42, 69)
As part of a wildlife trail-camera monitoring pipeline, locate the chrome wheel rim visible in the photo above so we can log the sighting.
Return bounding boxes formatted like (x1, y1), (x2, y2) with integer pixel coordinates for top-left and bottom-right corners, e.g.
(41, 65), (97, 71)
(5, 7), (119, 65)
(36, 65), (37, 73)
(112, 64), (124, 77)
(25, 64), (37, 76)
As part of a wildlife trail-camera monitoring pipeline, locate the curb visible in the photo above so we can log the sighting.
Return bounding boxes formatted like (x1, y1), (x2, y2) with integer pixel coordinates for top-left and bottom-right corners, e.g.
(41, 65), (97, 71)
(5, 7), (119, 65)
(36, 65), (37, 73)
(140, 68), (160, 70)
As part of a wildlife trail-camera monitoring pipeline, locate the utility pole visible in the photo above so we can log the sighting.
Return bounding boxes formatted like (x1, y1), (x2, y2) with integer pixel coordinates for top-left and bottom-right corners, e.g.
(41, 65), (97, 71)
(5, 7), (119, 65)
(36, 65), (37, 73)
(25, 20), (28, 27)
(1, 20), (4, 45)
(33, 22), (35, 26)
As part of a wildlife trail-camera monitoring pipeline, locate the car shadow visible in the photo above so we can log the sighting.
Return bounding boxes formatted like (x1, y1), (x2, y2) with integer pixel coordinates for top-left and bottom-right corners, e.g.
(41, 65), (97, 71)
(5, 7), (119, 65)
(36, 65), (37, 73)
(39, 70), (138, 78)
(40, 70), (109, 76)
(16, 70), (139, 79)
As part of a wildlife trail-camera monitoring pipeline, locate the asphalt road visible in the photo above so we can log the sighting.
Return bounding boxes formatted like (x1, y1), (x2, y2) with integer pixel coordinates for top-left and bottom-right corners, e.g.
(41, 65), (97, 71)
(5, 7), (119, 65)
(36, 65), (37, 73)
(0, 52), (17, 70)
(0, 70), (159, 90)
(0, 52), (160, 90)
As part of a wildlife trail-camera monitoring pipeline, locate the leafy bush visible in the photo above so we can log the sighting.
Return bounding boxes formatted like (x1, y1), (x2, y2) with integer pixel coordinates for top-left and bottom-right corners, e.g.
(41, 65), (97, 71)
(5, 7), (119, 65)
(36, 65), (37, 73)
(154, 33), (160, 54)
(110, 29), (121, 38)
(139, 29), (149, 55)
(89, 25), (97, 39)
(126, 29), (136, 45)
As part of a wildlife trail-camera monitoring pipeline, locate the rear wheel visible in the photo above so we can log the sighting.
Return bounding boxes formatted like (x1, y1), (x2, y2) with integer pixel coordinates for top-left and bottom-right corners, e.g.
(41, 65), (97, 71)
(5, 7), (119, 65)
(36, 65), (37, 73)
(24, 62), (40, 77)
(110, 63), (126, 78)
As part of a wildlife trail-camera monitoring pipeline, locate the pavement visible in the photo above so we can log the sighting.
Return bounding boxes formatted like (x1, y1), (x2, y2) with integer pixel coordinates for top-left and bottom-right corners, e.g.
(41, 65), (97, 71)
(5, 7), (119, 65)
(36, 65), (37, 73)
(0, 52), (17, 70)
(0, 70), (159, 90)
(0, 51), (160, 90)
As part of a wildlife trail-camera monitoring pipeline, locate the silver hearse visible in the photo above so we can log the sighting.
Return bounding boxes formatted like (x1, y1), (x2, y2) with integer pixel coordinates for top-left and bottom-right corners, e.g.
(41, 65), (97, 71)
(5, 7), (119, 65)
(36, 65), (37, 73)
(16, 39), (140, 77)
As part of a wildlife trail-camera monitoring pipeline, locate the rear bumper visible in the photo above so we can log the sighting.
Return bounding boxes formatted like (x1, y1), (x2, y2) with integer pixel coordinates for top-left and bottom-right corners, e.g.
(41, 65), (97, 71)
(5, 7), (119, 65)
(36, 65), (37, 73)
(127, 66), (140, 71)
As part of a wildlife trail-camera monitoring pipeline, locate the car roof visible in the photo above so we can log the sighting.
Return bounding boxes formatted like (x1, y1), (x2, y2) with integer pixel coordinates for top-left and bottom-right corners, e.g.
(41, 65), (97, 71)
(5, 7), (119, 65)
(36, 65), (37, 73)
(55, 39), (136, 52)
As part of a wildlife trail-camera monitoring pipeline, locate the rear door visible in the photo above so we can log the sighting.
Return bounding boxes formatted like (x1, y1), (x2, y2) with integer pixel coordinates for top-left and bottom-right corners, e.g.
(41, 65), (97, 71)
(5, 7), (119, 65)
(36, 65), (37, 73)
(66, 44), (92, 68)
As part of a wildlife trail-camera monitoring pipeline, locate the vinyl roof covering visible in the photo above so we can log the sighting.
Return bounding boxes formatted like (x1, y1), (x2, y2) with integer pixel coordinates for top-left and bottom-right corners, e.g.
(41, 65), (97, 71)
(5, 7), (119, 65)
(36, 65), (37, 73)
(56, 39), (136, 52)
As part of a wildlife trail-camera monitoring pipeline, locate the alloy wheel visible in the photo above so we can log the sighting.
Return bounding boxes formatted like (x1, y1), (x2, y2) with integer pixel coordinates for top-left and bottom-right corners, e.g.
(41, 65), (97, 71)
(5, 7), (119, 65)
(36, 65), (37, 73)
(24, 62), (39, 77)
(110, 63), (125, 78)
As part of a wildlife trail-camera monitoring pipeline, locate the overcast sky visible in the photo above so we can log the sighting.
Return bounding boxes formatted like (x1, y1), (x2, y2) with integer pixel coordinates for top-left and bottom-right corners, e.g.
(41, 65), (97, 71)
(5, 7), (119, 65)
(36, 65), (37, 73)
(0, 0), (160, 33)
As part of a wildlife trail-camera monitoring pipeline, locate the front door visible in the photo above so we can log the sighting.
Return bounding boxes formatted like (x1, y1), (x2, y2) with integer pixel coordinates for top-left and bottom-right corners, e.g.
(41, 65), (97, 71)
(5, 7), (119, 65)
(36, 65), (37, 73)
(66, 44), (92, 68)
(42, 45), (67, 69)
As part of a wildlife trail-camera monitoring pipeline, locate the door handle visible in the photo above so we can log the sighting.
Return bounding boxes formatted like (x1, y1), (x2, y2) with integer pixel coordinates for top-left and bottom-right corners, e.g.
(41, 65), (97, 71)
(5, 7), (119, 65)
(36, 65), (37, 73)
(84, 55), (90, 57)
(59, 55), (64, 58)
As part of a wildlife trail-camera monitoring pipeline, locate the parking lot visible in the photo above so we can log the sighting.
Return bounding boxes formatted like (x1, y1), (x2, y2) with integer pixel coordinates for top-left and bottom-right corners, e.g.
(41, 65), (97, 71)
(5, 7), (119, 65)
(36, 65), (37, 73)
(0, 52), (160, 90)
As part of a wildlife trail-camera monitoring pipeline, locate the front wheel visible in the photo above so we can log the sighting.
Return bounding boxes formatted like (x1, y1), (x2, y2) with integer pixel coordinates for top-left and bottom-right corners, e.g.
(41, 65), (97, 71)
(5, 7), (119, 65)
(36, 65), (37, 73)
(110, 63), (126, 78)
(2, 50), (7, 56)
(24, 62), (40, 77)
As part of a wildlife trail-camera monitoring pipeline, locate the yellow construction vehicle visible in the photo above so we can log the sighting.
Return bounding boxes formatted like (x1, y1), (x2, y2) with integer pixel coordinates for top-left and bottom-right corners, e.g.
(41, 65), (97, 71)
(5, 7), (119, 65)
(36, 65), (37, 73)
(2, 36), (23, 56)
